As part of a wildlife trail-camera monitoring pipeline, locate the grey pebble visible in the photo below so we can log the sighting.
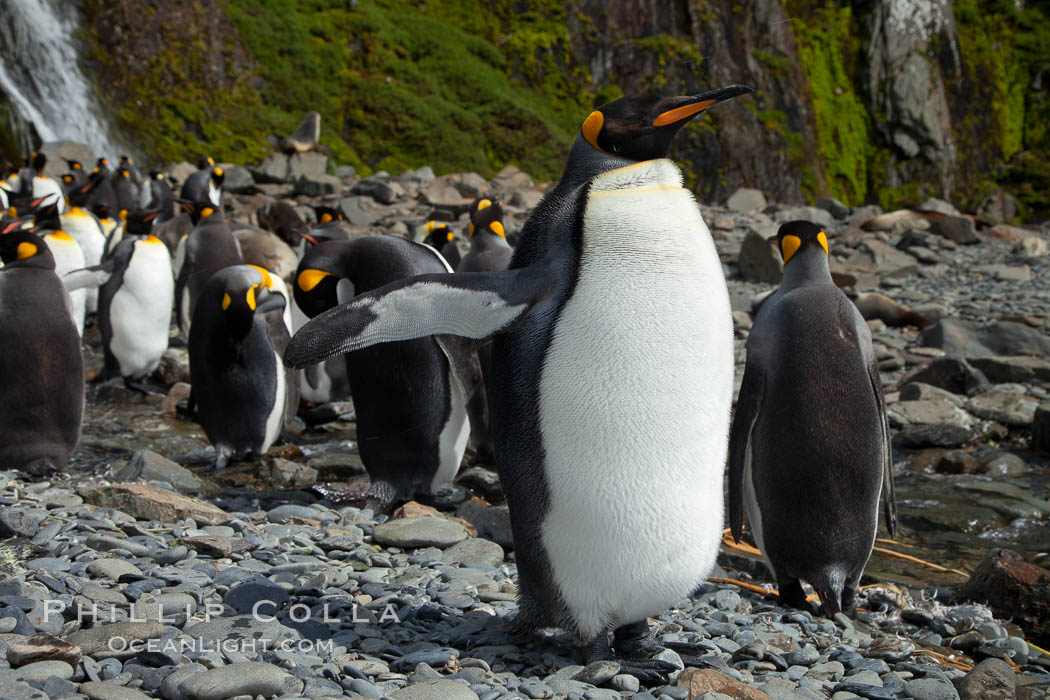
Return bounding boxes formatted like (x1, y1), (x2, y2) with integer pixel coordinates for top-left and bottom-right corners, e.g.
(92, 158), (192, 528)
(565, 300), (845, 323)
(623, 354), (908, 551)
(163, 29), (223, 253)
(79, 681), (154, 700)
(174, 661), (292, 700)
(904, 677), (961, 700)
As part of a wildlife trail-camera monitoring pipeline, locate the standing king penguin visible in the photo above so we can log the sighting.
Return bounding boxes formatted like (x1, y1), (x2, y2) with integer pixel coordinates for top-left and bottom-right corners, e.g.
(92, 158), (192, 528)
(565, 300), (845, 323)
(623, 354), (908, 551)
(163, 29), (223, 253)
(456, 196), (513, 465)
(286, 86), (751, 673)
(65, 211), (175, 393)
(0, 230), (84, 475)
(727, 221), (898, 615)
(292, 236), (477, 512)
(189, 265), (295, 469)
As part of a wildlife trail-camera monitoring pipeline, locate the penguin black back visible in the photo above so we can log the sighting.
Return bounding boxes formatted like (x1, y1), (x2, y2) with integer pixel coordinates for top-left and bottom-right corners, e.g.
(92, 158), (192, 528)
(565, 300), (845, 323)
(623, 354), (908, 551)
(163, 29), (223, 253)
(728, 219), (897, 615)
(0, 230), (84, 475)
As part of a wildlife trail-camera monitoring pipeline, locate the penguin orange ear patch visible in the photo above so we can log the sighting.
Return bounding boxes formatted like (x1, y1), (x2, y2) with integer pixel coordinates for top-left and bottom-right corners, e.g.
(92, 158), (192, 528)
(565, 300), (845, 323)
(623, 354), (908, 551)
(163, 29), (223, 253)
(468, 223), (475, 237)
(298, 268), (333, 292)
(246, 285), (256, 311)
(817, 231), (829, 256)
(222, 293), (231, 310)
(320, 213), (333, 224)
(200, 207), (214, 219)
(447, 232), (454, 242)
(476, 199), (492, 211)
(16, 242), (37, 260)
(582, 111), (604, 150)
(652, 99), (715, 127)
(490, 221), (505, 238)
(247, 264), (273, 289)
(781, 234), (802, 263)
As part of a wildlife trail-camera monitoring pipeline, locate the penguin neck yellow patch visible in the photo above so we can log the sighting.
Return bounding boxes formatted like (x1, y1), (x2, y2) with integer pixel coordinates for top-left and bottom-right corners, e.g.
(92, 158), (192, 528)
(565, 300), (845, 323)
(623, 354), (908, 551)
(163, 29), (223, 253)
(222, 292), (231, 310)
(298, 268), (333, 292)
(16, 242), (37, 260)
(490, 220), (506, 238)
(446, 232), (454, 242)
(247, 264), (273, 289)
(652, 99), (715, 127)
(817, 231), (829, 256)
(468, 223), (475, 237)
(145, 234), (162, 245)
(581, 111), (604, 151)
(49, 231), (74, 242)
(781, 234), (802, 263)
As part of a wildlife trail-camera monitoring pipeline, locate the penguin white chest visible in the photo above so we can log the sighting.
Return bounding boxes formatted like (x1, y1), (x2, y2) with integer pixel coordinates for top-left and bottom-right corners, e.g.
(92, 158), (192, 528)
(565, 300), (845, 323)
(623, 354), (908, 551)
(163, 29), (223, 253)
(110, 241), (175, 377)
(538, 160), (734, 640)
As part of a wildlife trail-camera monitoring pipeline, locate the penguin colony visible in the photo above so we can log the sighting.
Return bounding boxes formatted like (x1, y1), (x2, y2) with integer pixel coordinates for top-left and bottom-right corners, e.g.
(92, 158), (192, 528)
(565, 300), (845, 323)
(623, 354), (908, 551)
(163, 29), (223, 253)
(2, 87), (897, 673)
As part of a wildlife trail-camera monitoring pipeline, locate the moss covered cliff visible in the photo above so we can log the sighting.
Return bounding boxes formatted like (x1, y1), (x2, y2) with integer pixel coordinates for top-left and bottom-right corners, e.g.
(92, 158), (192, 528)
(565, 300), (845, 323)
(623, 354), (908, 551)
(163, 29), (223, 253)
(76, 0), (1050, 220)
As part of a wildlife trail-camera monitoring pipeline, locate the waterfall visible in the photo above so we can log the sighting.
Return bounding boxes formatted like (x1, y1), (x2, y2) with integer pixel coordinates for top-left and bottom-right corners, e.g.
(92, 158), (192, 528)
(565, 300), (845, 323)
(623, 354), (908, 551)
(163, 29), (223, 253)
(0, 0), (124, 158)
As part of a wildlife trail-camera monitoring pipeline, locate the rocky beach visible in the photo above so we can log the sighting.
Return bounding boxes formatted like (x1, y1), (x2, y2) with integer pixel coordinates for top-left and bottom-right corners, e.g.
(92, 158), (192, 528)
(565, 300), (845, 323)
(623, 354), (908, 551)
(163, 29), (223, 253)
(0, 143), (1048, 700)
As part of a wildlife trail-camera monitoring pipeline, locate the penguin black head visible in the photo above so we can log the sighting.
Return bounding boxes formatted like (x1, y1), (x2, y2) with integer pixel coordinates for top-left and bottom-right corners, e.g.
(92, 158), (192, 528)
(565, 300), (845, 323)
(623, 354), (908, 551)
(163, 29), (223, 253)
(61, 173), (76, 187)
(124, 210), (160, 236)
(312, 205), (343, 225)
(92, 202), (112, 221)
(776, 220), (829, 264)
(119, 155), (134, 166)
(96, 157), (109, 170)
(66, 159), (82, 171)
(196, 156), (215, 170)
(31, 152), (46, 172)
(219, 265), (285, 339)
(210, 167), (224, 187)
(68, 179), (97, 208)
(580, 85), (753, 161)
(178, 200), (220, 226)
(468, 197), (505, 239)
(294, 241), (354, 319)
(149, 170), (166, 181)
(0, 229), (55, 269)
(30, 199), (62, 230)
(423, 220), (454, 247)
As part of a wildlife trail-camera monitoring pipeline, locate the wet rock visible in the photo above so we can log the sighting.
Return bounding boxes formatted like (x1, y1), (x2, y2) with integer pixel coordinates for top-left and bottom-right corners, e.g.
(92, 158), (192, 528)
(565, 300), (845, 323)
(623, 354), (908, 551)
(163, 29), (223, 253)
(66, 621), (165, 659)
(678, 667), (769, 699)
(935, 451), (980, 475)
(920, 319), (1050, 358)
(966, 389), (1039, 427)
(978, 451), (1027, 478)
(738, 230), (783, 283)
(441, 537), (505, 567)
(174, 662), (295, 700)
(4, 634), (82, 667)
(372, 516), (468, 549)
(80, 484), (229, 525)
(113, 450), (202, 495)
(954, 657), (1016, 700)
(968, 356), (1050, 384)
(454, 502), (513, 550)
(887, 400), (975, 431)
(958, 549), (1050, 646)
(262, 457), (318, 489)
(899, 382), (964, 406)
(930, 216), (978, 245)
(894, 424), (974, 448)
(726, 188), (767, 213)
(898, 358), (990, 395)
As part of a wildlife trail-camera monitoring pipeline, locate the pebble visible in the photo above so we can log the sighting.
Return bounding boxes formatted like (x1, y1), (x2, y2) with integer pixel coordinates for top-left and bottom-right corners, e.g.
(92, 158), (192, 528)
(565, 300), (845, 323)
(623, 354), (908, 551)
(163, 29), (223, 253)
(173, 661), (293, 700)
(11, 660), (74, 683)
(79, 682), (154, 700)
(372, 516), (469, 548)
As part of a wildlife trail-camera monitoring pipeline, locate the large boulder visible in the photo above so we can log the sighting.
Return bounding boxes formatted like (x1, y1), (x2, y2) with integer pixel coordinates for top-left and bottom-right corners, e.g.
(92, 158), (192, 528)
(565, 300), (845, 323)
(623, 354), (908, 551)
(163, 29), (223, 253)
(737, 230), (783, 283)
(920, 319), (1050, 358)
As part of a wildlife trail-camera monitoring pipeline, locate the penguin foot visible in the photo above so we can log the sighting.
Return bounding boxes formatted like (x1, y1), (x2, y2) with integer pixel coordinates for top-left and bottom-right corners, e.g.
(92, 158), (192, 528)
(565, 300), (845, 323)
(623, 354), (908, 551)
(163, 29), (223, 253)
(123, 376), (161, 396)
(213, 448), (233, 471)
(584, 624), (680, 685)
(364, 481), (397, 515)
(614, 659), (680, 685)
(20, 458), (59, 480)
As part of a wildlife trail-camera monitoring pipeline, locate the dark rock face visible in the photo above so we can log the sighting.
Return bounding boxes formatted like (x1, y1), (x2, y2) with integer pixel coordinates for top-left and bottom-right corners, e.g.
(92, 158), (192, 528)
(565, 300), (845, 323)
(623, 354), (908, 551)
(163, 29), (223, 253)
(958, 549), (1050, 647)
(920, 319), (1050, 358)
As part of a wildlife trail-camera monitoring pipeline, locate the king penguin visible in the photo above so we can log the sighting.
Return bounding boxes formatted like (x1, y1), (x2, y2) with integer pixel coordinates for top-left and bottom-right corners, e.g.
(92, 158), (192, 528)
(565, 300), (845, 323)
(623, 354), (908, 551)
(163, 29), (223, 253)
(64, 211), (175, 393)
(31, 200), (87, 336)
(286, 85), (752, 675)
(29, 152), (65, 214)
(455, 196), (513, 465)
(180, 158), (223, 208)
(421, 220), (460, 268)
(174, 200), (243, 334)
(292, 235), (478, 511)
(727, 220), (898, 615)
(0, 229), (84, 475)
(61, 181), (108, 318)
(189, 264), (296, 469)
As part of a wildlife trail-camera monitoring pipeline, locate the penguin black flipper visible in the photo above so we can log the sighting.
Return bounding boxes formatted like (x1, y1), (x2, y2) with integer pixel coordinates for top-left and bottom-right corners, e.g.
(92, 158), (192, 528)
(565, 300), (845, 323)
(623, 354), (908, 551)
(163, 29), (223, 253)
(727, 363), (764, 543)
(285, 267), (550, 368)
(867, 357), (898, 537)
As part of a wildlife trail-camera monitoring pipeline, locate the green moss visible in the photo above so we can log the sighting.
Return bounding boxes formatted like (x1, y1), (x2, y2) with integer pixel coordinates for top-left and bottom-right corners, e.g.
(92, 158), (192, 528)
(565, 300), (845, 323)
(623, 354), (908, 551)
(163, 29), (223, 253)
(752, 49), (792, 77)
(790, 2), (870, 206)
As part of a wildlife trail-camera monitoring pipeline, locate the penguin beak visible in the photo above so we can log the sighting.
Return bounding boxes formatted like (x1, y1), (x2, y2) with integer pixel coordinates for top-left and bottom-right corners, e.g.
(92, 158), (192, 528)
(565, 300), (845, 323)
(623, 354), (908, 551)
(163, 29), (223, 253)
(255, 290), (286, 314)
(652, 85), (754, 127)
(298, 233), (320, 246)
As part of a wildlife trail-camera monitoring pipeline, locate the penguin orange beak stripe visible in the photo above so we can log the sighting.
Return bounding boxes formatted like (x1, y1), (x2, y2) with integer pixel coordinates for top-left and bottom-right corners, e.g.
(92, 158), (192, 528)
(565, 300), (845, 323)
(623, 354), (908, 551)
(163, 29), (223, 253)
(652, 100), (716, 127)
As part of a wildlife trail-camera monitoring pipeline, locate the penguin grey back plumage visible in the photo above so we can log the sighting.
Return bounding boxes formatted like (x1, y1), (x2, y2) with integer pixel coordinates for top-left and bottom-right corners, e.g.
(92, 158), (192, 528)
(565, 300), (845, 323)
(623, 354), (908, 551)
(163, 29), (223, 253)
(0, 231), (83, 474)
(728, 220), (896, 615)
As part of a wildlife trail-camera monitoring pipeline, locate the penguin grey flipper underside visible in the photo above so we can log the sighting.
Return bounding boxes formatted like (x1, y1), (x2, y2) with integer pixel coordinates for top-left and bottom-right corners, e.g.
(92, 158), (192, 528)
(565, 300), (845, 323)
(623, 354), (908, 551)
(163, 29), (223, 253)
(434, 334), (483, 402)
(285, 267), (551, 368)
(868, 357), (898, 537)
(62, 260), (116, 292)
(727, 365), (764, 543)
